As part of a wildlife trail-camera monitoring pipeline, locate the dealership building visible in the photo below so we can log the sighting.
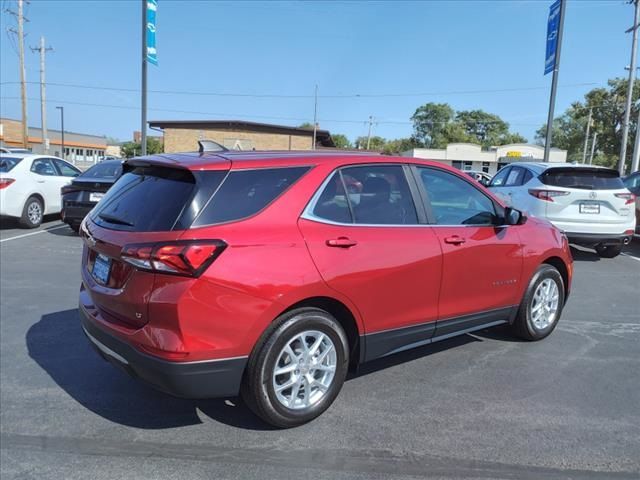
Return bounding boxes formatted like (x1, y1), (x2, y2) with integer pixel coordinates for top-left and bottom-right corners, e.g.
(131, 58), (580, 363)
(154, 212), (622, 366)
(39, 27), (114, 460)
(402, 143), (567, 175)
(149, 119), (335, 152)
(0, 117), (108, 163)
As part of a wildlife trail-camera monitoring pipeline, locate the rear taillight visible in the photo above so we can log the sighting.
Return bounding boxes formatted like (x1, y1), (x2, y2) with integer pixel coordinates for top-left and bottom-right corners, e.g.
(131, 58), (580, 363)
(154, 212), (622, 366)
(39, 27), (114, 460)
(0, 178), (15, 189)
(61, 184), (81, 195)
(614, 192), (636, 205)
(528, 189), (570, 202)
(121, 240), (226, 277)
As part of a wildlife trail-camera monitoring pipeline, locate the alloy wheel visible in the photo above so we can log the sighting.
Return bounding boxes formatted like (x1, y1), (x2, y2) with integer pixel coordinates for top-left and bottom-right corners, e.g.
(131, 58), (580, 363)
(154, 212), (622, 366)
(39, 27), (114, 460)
(530, 278), (560, 330)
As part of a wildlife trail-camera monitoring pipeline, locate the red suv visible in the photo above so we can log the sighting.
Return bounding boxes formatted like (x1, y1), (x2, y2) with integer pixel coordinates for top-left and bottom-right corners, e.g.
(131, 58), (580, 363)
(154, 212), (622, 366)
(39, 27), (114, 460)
(79, 150), (573, 427)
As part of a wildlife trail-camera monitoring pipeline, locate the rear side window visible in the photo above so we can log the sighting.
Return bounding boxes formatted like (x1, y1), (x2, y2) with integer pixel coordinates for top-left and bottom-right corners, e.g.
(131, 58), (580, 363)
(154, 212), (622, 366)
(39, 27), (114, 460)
(311, 164), (418, 225)
(53, 158), (81, 177)
(489, 167), (511, 187)
(193, 167), (309, 226)
(0, 156), (22, 172)
(541, 168), (624, 190)
(81, 161), (122, 179)
(91, 166), (196, 232)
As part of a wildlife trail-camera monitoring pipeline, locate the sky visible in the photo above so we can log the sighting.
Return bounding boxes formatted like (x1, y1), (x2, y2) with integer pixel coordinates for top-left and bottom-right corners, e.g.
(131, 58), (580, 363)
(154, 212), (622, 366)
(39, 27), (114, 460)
(0, 0), (635, 144)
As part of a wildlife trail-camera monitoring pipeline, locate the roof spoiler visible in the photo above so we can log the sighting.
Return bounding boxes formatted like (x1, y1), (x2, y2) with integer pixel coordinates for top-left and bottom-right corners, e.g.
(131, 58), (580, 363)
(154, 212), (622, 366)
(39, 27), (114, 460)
(198, 139), (228, 153)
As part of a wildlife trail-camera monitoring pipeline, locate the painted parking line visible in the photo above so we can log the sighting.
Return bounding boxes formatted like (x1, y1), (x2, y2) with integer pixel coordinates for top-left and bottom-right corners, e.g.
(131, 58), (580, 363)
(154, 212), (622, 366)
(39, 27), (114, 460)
(622, 253), (640, 263)
(0, 224), (68, 243)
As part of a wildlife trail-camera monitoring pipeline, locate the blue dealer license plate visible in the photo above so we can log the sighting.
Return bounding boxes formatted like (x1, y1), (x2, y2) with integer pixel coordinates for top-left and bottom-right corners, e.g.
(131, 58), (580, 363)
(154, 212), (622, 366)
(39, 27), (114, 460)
(92, 254), (111, 284)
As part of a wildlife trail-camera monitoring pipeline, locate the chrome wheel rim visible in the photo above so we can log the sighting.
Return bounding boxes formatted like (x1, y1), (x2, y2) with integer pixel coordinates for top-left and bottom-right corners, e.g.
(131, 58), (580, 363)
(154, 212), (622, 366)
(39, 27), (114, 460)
(27, 202), (42, 224)
(272, 330), (337, 410)
(530, 278), (560, 330)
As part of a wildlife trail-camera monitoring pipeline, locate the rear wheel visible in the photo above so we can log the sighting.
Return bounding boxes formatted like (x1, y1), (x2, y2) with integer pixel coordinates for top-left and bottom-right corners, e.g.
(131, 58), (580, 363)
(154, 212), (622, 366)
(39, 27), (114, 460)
(595, 244), (622, 258)
(19, 196), (43, 228)
(510, 264), (564, 341)
(241, 307), (349, 428)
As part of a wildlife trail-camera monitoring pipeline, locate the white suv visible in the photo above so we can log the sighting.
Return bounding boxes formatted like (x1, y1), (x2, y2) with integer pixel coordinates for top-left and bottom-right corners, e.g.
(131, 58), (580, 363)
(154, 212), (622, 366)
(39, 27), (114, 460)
(488, 163), (636, 258)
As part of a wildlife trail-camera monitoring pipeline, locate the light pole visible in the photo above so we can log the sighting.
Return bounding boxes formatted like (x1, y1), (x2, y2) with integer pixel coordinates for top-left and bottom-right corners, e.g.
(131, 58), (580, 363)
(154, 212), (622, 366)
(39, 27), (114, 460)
(619, 0), (640, 174)
(56, 106), (65, 160)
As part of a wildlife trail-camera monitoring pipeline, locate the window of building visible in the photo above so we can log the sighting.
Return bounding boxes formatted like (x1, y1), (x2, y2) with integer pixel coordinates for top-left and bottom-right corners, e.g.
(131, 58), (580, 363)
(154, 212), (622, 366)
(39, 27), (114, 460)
(463, 161), (473, 171)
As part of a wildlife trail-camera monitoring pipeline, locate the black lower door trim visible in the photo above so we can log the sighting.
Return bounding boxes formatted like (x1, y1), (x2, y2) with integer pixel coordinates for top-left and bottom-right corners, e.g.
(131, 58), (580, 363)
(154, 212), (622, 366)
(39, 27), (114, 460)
(362, 306), (517, 363)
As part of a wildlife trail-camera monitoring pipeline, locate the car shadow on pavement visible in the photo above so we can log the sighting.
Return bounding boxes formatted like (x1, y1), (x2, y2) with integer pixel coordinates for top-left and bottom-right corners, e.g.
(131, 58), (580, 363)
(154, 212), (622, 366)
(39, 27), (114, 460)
(569, 246), (601, 262)
(0, 215), (59, 230)
(27, 309), (276, 431)
(46, 225), (77, 237)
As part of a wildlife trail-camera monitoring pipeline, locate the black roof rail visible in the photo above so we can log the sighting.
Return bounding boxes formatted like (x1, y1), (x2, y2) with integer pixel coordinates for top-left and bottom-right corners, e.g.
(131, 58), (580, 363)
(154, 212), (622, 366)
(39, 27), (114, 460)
(198, 139), (228, 153)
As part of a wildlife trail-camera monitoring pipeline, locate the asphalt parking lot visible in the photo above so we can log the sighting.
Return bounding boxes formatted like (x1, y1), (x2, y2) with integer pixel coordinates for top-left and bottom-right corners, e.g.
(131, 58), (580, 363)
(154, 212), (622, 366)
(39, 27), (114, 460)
(1, 218), (639, 480)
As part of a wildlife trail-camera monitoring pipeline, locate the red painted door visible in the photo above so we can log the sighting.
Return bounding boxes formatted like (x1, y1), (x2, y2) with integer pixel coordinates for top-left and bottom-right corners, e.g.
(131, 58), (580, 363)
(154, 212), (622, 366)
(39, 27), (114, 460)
(297, 164), (442, 335)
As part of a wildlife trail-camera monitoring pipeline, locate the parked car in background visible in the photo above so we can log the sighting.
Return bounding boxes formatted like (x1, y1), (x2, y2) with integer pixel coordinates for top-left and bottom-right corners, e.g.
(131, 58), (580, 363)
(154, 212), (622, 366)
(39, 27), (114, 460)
(489, 163), (635, 258)
(0, 147), (31, 154)
(623, 171), (640, 232)
(79, 151), (572, 428)
(0, 153), (80, 228)
(464, 170), (492, 186)
(61, 159), (123, 232)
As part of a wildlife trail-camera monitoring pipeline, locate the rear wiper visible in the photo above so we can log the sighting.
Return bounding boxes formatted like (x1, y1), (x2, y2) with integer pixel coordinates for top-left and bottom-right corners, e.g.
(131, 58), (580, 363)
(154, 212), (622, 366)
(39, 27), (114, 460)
(98, 213), (134, 226)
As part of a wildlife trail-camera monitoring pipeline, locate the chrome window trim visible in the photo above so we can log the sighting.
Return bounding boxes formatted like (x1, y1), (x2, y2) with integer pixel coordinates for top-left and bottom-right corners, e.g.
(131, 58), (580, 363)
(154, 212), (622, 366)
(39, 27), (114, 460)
(301, 165), (506, 229)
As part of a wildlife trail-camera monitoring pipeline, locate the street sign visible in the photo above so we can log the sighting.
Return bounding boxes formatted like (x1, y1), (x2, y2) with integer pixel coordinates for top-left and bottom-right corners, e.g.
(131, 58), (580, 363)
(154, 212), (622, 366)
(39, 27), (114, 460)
(146, 0), (158, 65)
(544, 0), (561, 75)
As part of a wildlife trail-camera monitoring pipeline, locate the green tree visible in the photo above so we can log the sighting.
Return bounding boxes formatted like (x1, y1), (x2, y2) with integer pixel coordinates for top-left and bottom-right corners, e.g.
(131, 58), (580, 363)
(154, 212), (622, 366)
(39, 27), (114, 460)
(411, 103), (455, 148)
(535, 78), (640, 169)
(411, 103), (527, 148)
(298, 122), (314, 129)
(121, 137), (163, 158)
(381, 137), (419, 155)
(354, 135), (386, 151)
(332, 133), (352, 149)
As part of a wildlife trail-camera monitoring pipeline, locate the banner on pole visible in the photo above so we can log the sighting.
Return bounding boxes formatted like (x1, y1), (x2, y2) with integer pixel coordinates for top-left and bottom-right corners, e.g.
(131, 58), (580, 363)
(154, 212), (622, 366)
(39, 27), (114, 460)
(146, 0), (158, 65)
(544, 0), (561, 75)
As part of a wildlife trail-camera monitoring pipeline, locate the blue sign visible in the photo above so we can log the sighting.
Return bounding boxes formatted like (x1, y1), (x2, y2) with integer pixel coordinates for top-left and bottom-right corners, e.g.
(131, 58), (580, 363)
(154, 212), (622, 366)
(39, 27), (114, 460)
(146, 0), (158, 66)
(544, 0), (561, 75)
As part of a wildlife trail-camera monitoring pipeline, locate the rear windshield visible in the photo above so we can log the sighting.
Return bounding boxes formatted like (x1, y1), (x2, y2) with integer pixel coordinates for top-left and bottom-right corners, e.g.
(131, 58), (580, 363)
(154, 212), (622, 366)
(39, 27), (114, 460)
(81, 161), (122, 179)
(0, 156), (23, 173)
(540, 168), (624, 190)
(90, 166), (197, 232)
(193, 167), (310, 226)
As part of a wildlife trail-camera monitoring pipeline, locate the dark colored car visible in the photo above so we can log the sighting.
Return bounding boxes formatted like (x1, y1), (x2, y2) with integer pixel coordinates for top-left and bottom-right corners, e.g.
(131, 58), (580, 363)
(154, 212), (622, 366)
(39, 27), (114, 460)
(79, 151), (572, 428)
(623, 171), (640, 232)
(61, 160), (122, 232)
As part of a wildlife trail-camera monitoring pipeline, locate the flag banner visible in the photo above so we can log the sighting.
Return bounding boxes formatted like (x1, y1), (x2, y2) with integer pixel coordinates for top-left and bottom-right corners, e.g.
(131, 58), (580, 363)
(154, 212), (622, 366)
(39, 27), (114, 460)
(146, 0), (158, 65)
(544, 0), (561, 75)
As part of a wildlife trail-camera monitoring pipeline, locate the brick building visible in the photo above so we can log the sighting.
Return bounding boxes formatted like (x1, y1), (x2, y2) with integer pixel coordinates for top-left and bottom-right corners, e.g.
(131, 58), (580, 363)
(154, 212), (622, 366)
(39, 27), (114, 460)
(0, 117), (107, 163)
(149, 120), (335, 152)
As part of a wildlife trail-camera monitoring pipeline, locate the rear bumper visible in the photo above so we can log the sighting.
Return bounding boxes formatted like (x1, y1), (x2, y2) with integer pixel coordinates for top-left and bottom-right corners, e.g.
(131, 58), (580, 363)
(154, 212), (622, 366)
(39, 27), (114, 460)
(565, 232), (633, 247)
(80, 304), (247, 399)
(61, 203), (93, 226)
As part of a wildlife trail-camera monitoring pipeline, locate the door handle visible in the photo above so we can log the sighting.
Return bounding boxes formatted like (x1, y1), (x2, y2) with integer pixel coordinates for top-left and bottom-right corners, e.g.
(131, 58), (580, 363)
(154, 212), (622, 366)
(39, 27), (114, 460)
(444, 235), (466, 245)
(37, 180), (45, 183)
(326, 237), (357, 248)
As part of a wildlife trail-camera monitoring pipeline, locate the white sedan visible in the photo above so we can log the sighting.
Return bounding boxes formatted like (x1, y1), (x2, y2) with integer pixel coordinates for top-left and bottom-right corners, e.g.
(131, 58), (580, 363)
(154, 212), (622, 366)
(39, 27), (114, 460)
(0, 153), (81, 228)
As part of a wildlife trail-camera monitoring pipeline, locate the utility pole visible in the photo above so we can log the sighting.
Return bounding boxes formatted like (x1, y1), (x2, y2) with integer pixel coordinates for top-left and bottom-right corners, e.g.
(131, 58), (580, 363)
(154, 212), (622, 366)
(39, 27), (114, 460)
(56, 106), (65, 160)
(632, 106), (640, 172)
(581, 107), (592, 164)
(6, 0), (30, 148)
(619, 0), (640, 174)
(366, 116), (374, 150)
(589, 131), (598, 165)
(31, 36), (53, 153)
(543, 0), (566, 162)
(141, 0), (148, 155)
(312, 85), (318, 150)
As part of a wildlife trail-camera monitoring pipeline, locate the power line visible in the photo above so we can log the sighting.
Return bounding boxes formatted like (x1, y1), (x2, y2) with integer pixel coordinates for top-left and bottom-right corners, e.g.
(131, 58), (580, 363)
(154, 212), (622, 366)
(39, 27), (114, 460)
(0, 96), (545, 127)
(0, 81), (600, 99)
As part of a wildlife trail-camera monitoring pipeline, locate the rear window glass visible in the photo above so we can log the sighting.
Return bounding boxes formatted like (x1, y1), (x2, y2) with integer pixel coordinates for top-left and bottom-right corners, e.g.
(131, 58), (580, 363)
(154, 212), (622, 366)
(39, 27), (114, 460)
(81, 161), (122, 179)
(193, 167), (310, 226)
(541, 168), (624, 190)
(0, 156), (23, 173)
(90, 166), (196, 231)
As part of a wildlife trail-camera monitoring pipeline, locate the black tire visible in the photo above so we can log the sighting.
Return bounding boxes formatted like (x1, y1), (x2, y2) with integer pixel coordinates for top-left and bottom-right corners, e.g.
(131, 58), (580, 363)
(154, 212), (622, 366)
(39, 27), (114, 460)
(69, 224), (80, 233)
(595, 244), (622, 258)
(241, 307), (349, 428)
(19, 196), (43, 228)
(510, 264), (565, 341)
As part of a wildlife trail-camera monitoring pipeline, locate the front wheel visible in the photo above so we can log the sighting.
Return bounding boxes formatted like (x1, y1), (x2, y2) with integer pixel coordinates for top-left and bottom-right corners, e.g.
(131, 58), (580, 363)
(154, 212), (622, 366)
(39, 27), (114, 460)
(510, 264), (565, 341)
(595, 244), (622, 258)
(241, 307), (349, 428)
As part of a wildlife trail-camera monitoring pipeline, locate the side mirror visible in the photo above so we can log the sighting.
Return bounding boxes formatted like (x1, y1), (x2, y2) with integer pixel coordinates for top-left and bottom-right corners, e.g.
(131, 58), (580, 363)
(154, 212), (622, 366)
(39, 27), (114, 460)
(504, 207), (526, 225)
